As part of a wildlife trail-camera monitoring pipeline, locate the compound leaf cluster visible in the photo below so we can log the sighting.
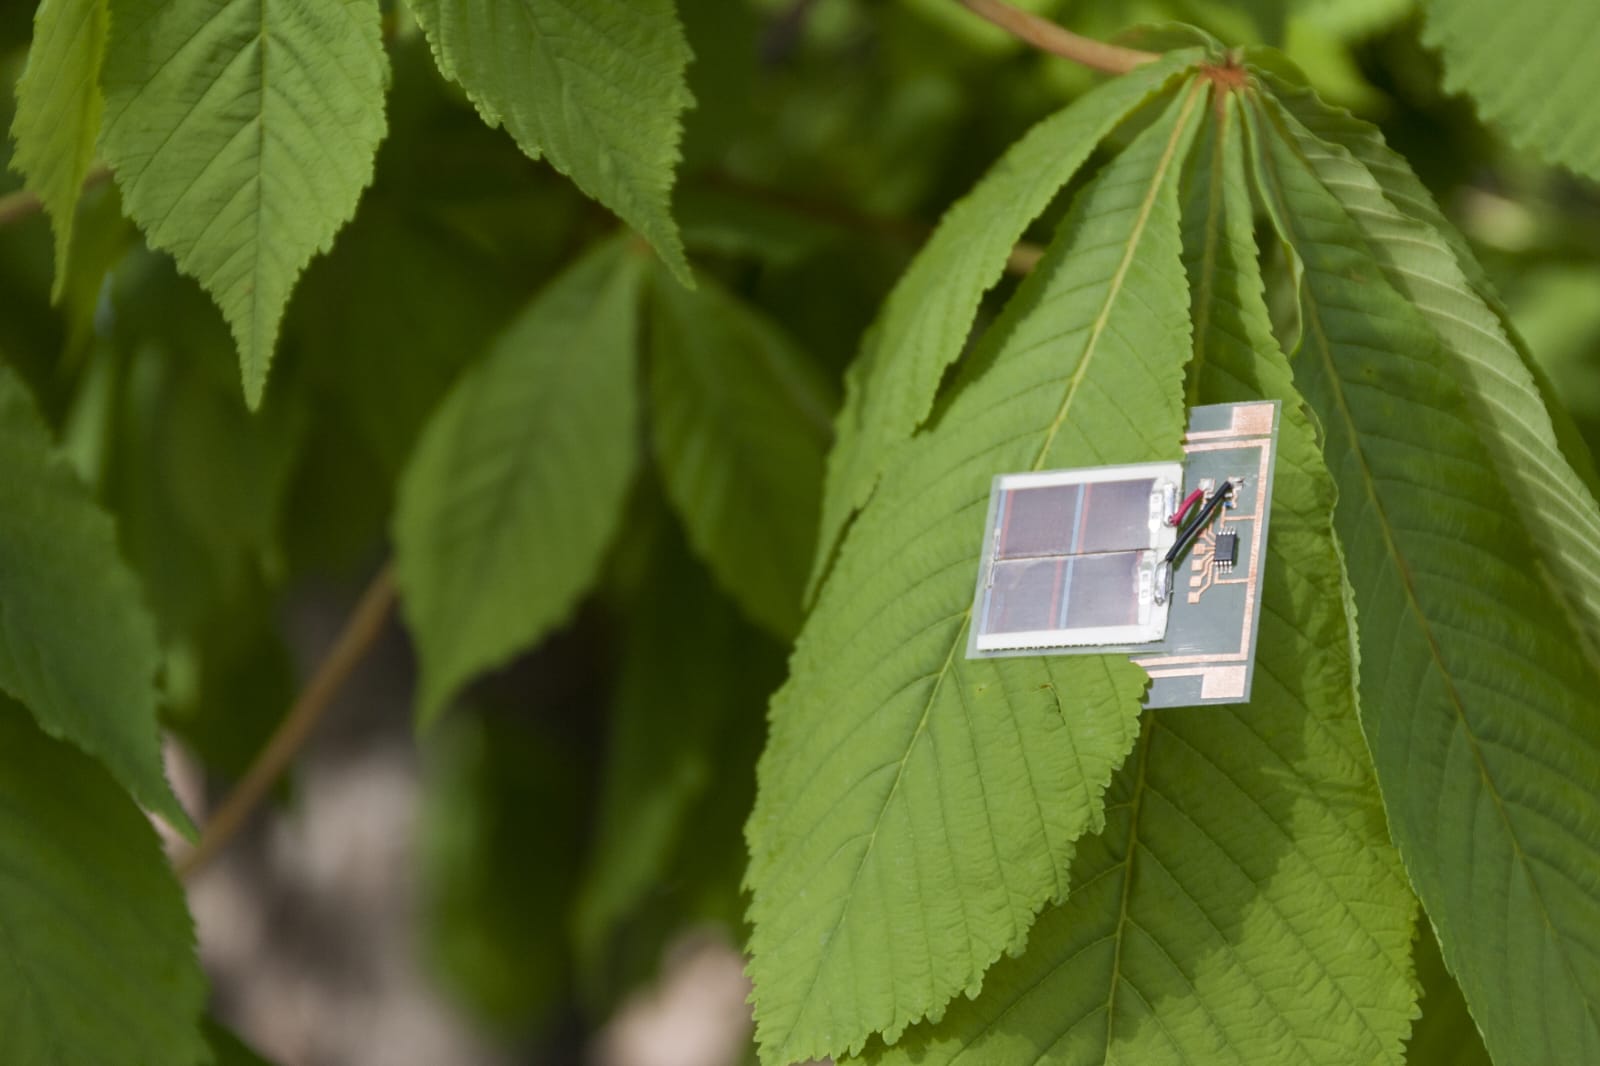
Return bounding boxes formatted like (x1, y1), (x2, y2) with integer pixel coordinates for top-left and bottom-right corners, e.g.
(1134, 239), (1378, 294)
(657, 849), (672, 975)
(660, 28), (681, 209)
(746, 41), (1600, 1066)
(9, 0), (699, 402)
(8, 4), (1600, 1064)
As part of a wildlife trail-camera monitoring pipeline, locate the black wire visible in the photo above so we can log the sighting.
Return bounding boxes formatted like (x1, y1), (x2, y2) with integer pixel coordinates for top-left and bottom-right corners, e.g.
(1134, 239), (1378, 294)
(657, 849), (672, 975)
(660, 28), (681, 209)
(1163, 481), (1234, 566)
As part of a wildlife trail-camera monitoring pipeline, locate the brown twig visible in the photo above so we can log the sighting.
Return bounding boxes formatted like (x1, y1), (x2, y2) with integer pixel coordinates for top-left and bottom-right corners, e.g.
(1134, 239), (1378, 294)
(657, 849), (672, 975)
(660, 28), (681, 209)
(0, 188), (43, 228)
(956, 0), (1160, 75)
(175, 564), (398, 880)
(1006, 242), (1044, 274)
(0, 164), (114, 228)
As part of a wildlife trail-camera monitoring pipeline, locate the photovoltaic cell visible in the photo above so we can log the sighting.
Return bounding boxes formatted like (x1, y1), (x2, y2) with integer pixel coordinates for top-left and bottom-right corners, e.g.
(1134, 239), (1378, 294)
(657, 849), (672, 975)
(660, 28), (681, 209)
(983, 552), (1143, 636)
(969, 463), (1182, 653)
(995, 479), (1158, 559)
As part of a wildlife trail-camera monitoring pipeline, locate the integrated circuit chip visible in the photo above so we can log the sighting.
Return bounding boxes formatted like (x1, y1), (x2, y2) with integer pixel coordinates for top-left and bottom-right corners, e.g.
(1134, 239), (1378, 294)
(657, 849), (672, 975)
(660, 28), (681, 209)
(1214, 531), (1239, 573)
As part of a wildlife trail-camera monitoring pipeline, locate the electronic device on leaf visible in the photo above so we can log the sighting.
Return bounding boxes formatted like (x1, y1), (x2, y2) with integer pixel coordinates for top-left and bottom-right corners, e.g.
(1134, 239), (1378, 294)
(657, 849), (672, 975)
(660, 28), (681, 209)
(967, 402), (1280, 708)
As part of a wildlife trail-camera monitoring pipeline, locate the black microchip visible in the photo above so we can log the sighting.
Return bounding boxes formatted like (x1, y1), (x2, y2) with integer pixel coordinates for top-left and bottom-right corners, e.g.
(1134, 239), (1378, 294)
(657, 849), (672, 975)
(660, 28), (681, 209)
(1214, 531), (1239, 573)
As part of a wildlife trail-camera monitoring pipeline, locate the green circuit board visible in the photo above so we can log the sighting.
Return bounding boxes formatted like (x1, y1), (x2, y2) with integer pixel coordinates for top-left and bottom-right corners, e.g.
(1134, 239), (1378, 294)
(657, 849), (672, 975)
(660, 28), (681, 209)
(1131, 401), (1279, 707)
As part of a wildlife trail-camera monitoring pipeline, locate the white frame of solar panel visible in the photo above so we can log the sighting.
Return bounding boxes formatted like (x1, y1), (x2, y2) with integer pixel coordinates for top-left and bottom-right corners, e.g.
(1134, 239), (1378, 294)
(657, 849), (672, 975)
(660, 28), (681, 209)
(968, 461), (1184, 656)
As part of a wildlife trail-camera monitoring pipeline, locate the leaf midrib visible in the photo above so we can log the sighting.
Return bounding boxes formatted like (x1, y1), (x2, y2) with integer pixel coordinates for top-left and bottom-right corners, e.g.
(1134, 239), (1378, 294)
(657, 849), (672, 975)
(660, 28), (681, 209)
(1101, 721), (1152, 1063)
(1184, 90), (1232, 408)
(250, 0), (269, 389)
(775, 80), (1205, 1056)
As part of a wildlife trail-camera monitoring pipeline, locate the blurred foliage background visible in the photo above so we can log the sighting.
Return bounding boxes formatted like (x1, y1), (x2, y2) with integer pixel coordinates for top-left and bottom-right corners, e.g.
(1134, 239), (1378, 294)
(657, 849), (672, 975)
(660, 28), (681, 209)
(3, 0), (1597, 1063)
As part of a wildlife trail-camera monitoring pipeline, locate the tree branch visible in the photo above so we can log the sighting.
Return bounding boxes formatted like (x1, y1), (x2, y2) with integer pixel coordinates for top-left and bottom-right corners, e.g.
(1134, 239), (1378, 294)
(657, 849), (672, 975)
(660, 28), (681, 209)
(175, 564), (398, 880)
(956, 0), (1160, 75)
(0, 164), (114, 228)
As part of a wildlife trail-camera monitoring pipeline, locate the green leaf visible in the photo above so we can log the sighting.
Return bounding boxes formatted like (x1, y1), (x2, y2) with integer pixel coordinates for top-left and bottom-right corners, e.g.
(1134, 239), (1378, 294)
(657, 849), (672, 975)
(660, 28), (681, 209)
(809, 49), (1205, 595)
(394, 241), (644, 725)
(99, 0), (390, 405)
(0, 364), (188, 830)
(1406, 923), (1493, 1066)
(573, 524), (784, 999)
(746, 82), (1206, 1065)
(1246, 94), (1600, 1066)
(1266, 86), (1600, 659)
(404, 0), (694, 282)
(8, 0), (107, 299)
(1422, 0), (1600, 182)
(859, 88), (1418, 1066)
(420, 712), (584, 1030)
(1276, 82), (1600, 502)
(0, 697), (209, 1066)
(648, 268), (832, 638)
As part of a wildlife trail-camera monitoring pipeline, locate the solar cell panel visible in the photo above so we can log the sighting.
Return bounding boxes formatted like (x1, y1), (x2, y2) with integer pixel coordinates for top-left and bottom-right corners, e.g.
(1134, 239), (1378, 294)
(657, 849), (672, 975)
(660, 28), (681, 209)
(970, 463), (1180, 653)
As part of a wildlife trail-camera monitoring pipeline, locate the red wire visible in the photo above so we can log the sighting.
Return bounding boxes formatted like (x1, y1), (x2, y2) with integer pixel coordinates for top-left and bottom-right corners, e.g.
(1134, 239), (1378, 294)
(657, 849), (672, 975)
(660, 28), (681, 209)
(1168, 488), (1204, 527)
